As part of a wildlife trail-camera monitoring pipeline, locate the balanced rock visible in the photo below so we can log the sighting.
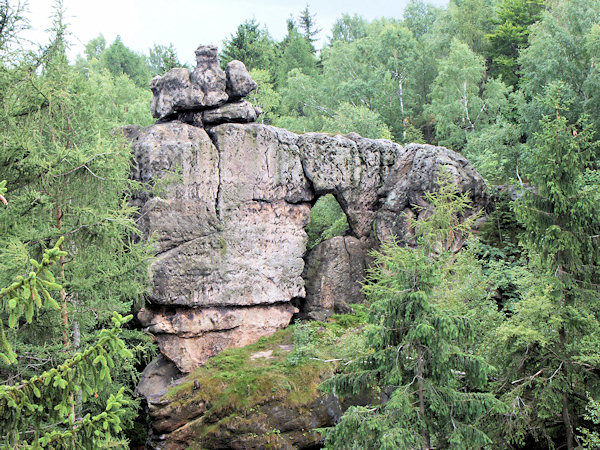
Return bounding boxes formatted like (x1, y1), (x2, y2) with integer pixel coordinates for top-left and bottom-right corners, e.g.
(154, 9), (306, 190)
(149, 46), (261, 124)
(149, 45), (228, 119)
(225, 60), (257, 99)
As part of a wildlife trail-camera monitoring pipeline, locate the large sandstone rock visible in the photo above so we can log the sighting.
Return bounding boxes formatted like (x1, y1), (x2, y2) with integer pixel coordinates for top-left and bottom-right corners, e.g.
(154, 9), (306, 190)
(134, 45), (490, 450)
(132, 123), (314, 373)
(131, 120), (488, 375)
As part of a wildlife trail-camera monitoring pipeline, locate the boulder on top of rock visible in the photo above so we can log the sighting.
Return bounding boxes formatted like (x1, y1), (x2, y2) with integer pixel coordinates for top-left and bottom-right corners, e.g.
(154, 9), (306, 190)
(149, 45), (228, 119)
(189, 45), (228, 108)
(201, 100), (262, 125)
(225, 60), (257, 99)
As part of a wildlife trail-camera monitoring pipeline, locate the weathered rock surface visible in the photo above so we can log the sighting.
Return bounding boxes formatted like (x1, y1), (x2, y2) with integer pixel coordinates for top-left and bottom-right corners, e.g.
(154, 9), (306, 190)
(134, 45), (489, 449)
(375, 143), (488, 247)
(131, 122), (311, 373)
(150, 46), (229, 119)
(131, 120), (487, 374)
(301, 236), (369, 320)
(136, 355), (181, 404)
(138, 304), (297, 372)
(201, 100), (261, 125)
(225, 60), (257, 99)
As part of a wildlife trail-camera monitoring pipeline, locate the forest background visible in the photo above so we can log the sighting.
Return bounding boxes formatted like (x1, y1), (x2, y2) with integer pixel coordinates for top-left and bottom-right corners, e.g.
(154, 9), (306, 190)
(0, 0), (599, 448)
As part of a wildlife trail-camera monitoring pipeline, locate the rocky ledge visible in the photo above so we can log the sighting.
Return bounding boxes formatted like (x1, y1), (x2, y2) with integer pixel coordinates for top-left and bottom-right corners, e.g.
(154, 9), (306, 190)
(129, 46), (489, 449)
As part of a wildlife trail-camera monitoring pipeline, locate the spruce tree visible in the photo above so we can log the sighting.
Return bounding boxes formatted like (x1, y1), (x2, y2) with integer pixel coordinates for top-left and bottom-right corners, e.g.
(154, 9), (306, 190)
(322, 174), (502, 449)
(0, 2), (154, 444)
(0, 233), (138, 447)
(497, 83), (600, 449)
(297, 4), (321, 49)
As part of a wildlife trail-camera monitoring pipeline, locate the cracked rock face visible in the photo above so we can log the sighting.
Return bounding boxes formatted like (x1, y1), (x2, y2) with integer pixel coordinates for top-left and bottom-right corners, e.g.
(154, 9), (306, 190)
(132, 45), (489, 449)
(131, 122), (488, 378)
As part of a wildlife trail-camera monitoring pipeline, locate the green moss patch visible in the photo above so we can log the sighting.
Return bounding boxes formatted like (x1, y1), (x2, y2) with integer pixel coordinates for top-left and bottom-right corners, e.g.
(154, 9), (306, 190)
(162, 309), (368, 447)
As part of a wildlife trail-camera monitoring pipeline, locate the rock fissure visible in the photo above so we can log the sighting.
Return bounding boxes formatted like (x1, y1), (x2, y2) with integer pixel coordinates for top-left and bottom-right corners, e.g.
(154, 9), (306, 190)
(131, 45), (490, 449)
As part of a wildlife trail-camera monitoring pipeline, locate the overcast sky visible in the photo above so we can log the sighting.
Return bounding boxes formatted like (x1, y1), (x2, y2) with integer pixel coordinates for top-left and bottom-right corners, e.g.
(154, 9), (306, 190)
(23, 0), (448, 65)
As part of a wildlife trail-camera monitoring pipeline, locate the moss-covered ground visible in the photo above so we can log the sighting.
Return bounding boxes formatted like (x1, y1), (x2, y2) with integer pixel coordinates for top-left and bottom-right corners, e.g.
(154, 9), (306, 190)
(162, 307), (368, 448)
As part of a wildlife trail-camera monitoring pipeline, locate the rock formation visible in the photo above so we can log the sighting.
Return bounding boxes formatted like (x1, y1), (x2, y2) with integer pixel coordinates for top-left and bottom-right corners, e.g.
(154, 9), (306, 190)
(130, 46), (489, 449)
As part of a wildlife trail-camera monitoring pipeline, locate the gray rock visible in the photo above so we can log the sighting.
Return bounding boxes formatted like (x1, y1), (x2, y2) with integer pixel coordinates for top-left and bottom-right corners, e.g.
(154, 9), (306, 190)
(201, 100), (261, 125)
(130, 122), (219, 254)
(225, 60), (257, 99)
(302, 236), (369, 318)
(374, 143), (488, 248)
(149, 46), (228, 119)
(149, 68), (194, 119)
(297, 133), (404, 239)
(189, 45), (228, 108)
(131, 122), (312, 374)
(136, 354), (181, 404)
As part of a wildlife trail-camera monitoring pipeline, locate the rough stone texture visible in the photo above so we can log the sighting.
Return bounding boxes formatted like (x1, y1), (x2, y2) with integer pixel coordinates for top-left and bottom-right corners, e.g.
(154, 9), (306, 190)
(139, 304), (297, 372)
(133, 59), (489, 446)
(301, 236), (369, 319)
(130, 122), (219, 255)
(149, 46), (228, 119)
(190, 45), (228, 108)
(374, 143), (489, 247)
(131, 122), (313, 374)
(136, 355), (181, 404)
(150, 395), (340, 450)
(225, 60), (257, 99)
(131, 120), (488, 380)
(201, 100), (261, 125)
(297, 133), (407, 239)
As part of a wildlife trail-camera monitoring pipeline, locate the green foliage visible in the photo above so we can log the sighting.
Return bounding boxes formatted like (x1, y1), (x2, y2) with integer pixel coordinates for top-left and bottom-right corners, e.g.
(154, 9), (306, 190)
(518, 0), (600, 134)
(84, 34), (106, 61)
(493, 84), (600, 448)
(486, 0), (545, 86)
(322, 177), (502, 449)
(428, 39), (511, 151)
(305, 194), (349, 250)
(330, 14), (368, 43)
(247, 68), (281, 124)
(445, 0), (495, 55)
(100, 35), (151, 87)
(148, 43), (182, 75)
(0, 238), (65, 364)
(0, 3), (154, 445)
(322, 103), (392, 139)
(579, 396), (600, 448)
(274, 21), (318, 88)
(403, 0), (441, 39)
(297, 5), (321, 48)
(0, 308), (136, 448)
(0, 234), (139, 446)
(220, 19), (276, 70)
(409, 170), (480, 255)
